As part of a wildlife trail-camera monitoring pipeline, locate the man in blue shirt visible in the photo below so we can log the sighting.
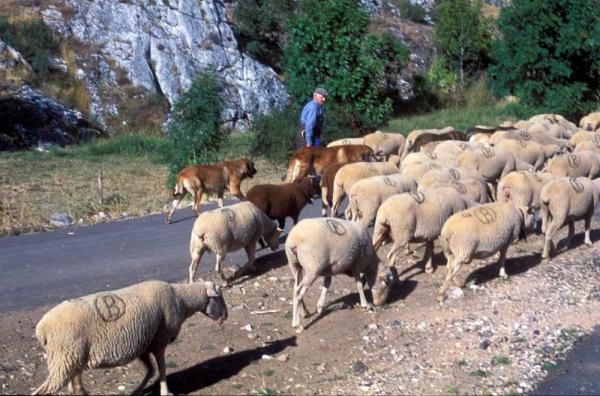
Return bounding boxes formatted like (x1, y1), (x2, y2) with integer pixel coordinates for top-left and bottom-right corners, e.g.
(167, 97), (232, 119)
(297, 87), (328, 149)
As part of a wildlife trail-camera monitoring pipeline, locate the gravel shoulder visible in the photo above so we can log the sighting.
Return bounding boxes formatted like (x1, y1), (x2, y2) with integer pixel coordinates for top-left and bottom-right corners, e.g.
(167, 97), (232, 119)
(1, 216), (599, 395)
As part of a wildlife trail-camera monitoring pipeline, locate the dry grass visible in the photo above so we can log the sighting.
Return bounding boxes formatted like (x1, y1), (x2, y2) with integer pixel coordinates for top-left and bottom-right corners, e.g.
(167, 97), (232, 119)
(0, 150), (286, 237)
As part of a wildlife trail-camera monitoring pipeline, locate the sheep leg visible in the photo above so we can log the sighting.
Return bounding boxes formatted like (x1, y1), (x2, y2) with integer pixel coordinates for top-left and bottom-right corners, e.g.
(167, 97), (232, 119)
(438, 254), (462, 301)
(215, 253), (230, 286)
(353, 271), (372, 310)
(584, 213), (593, 246)
(496, 244), (510, 279)
(558, 221), (575, 251)
(68, 373), (86, 395)
(188, 248), (205, 283)
(316, 276), (332, 314)
(193, 187), (204, 216)
(344, 205), (352, 220)
(404, 242), (411, 256)
(321, 200), (327, 217)
(131, 352), (155, 396)
(542, 219), (560, 259)
(232, 245), (257, 281)
(217, 192), (224, 208)
(422, 241), (435, 274)
(32, 354), (75, 395)
(292, 281), (310, 332)
(154, 348), (173, 396)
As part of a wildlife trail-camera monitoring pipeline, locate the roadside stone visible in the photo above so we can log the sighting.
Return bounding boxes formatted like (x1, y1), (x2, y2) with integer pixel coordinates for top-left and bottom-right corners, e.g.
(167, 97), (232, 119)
(50, 213), (75, 228)
(223, 346), (233, 354)
(277, 354), (288, 362)
(448, 287), (464, 299)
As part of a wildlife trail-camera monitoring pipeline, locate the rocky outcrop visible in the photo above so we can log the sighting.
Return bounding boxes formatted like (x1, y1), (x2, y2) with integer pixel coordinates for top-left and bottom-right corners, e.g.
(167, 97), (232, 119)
(0, 84), (105, 152)
(41, 0), (289, 131)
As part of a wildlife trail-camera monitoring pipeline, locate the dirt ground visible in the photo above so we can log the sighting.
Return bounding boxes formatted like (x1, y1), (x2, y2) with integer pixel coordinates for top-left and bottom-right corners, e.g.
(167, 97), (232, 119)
(1, 212), (599, 395)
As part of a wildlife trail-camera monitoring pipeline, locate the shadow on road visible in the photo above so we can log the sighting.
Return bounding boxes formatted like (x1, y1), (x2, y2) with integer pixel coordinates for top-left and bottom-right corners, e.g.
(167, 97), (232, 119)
(532, 325), (600, 395)
(143, 336), (297, 395)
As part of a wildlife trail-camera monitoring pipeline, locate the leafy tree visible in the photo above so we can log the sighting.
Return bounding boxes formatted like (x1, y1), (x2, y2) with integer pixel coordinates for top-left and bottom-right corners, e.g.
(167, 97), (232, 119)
(489, 0), (600, 120)
(232, 0), (295, 72)
(433, 0), (491, 87)
(396, 0), (427, 24)
(163, 72), (228, 186)
(282, 0), (409, 133)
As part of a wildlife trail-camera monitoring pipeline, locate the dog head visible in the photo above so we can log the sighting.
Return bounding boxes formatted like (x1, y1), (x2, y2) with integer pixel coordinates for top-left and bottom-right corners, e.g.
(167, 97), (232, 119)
(242, 159), (257, 179)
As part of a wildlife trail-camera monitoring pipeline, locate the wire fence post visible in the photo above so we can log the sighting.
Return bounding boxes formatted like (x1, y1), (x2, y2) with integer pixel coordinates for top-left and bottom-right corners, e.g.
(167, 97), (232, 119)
(98, 170), (103, 204)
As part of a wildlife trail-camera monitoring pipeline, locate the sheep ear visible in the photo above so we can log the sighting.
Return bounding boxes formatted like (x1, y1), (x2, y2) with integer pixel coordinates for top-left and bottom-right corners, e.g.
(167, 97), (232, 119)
(204, 281), (220, 297)
(527, 206), (535, 215)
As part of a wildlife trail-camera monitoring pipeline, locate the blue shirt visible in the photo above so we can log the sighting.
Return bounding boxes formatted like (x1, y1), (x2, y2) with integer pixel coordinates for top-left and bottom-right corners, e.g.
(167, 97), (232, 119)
(300, 99), (324, 144)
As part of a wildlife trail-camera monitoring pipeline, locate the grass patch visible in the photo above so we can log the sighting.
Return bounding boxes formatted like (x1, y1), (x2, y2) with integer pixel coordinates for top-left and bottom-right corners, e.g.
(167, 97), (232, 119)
(470, 369), (487, 377)
(372, 304), (390, 313)
(263, 369), (275, 377)
(456, 359), (468, 367)
(165, 361), (177, 368)
(541, 362), (558, 371)
(491, 355), (510, 365)
(201, 344), (213, 351)
(386, 102), (513, 136)
(444, 385), (460, 395)
(232, 383), (243, 390)
(558, 328), (580, 342)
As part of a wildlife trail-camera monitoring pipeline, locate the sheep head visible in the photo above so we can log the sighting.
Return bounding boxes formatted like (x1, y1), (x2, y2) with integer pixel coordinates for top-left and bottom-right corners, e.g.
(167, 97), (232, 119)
(369, 264), (395, 306)
(202, 281), (228, 325)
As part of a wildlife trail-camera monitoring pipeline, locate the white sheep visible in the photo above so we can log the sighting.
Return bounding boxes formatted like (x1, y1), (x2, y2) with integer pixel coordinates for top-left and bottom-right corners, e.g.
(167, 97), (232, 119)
(189, 201), (283, 286)
(363, 131), (407, 160)
(543, 151), (600, 179)
(570, 130), (600, 147)
(432, 140), (483, 157)
(417, 166), (487, 188)
(347, 173), (418, 226)
(457, 146), (533, 189)
(327, 137), (365, 147)
(33, 280), (227, 396)
(495, 138), (560, 170)
(401, 150), (459, 170)
(400, 127), (456, 159)
(539, 177), (600, 259)
(285, 218), (394, 332)
(496, 170), (556, 209)
(330, 162), (399, 218)
(420, 178), (492, 203)
(579, 112), (600, 131)
(438, 203), (536, 301)
(400, 162), (441, 181)
(573, 139), (600, 155)
(372, 188), (477, 274)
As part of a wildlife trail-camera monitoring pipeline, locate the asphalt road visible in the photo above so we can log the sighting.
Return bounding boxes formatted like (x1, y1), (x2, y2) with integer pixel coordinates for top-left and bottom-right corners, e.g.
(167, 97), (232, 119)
(0, 198), (326, 313)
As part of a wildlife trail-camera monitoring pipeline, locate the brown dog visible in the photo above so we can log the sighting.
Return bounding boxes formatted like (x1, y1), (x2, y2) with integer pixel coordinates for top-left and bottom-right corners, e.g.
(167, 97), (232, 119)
(284, 145), (375, 183)
(165, 158), (257, 224)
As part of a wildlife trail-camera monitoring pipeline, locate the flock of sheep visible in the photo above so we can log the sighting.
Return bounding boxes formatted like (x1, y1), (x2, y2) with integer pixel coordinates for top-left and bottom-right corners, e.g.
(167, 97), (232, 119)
(31, 111), (600, 395)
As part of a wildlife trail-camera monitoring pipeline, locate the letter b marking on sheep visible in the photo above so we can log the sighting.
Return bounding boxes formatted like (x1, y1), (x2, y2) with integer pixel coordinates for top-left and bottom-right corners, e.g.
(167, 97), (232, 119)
(452, 181), (467, 194)
(482, 147), (495, 158)
(95, 294), (126, 322)
(342, 139), (351, 146)
(429, 163), (441, 170)
(380, 133), (389, 140)
(474, 207), (497, 224)
(594, 134), (600, 148)
(424, 151), (437, 160)
(516, 137), (527, 147)
(570, 178), (584, 193)
(221, 208), (236, 222)
(449, 168), (461, 180)
(567, 155), (581, 169)
(325, 219), (347, 236)
(383, 177), (396, 187)
(409, 191), (425, 204)
(520, 131), (531, 141)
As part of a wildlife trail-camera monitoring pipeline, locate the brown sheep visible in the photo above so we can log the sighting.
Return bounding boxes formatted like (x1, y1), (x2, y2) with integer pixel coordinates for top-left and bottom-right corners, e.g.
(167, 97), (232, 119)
(244, 176), (321, 230)
(320, 163), (348, 217)
(410, 131), (467, 154)
(284, 145), (375, 183)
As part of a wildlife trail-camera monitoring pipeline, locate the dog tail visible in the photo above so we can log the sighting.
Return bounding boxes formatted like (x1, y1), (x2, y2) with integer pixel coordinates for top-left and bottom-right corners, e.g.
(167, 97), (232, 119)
(285, 159), (302, 184)
(170, 175), (185, 199)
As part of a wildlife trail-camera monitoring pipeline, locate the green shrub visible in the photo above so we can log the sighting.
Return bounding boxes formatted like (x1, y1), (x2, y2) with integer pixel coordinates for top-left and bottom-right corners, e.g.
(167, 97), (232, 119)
(251, 104), (299, 163)
(163, 72), (228, 186)
(489, 0), (600, 121)
(0, 16), (60, 80)
(395, 0), (427, 23)
(283, 0), (408, 134)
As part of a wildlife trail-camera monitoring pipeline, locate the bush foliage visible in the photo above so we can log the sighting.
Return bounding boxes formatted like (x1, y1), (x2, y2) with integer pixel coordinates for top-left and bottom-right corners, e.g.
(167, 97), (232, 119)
(489, 0), (600, 120)
(163, 72), (228, 186)
(283, 0), (409, 134)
